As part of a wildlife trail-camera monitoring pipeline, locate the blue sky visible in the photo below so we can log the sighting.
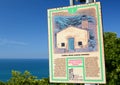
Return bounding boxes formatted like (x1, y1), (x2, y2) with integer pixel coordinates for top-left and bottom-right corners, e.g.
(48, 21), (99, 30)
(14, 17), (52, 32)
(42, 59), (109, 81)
(0, 0), (119, 59)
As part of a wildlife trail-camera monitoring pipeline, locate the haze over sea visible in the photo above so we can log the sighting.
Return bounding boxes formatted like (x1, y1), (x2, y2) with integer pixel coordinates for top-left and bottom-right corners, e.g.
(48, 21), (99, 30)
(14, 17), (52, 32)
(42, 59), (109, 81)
(0, 59), (49, 82)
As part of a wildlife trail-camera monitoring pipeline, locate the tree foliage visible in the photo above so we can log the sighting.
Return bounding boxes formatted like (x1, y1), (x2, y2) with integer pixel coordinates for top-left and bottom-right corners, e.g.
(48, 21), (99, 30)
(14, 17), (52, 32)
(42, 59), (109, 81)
(7, 70), (37, 85)
(104, 32), (120, 85)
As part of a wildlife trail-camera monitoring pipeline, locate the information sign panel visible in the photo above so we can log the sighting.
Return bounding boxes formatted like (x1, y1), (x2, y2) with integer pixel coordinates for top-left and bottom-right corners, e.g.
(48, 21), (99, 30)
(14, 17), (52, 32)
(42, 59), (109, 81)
(48, 2), (106, 84)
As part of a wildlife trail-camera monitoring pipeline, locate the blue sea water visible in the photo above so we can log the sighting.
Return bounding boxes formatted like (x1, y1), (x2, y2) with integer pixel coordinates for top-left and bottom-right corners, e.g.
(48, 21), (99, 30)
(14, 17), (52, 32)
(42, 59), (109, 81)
(0, 59), (49, 82)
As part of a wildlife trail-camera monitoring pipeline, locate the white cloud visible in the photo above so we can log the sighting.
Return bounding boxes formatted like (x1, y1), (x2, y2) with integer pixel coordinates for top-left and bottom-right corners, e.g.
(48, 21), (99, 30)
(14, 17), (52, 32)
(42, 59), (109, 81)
(0, 38), (28, 46)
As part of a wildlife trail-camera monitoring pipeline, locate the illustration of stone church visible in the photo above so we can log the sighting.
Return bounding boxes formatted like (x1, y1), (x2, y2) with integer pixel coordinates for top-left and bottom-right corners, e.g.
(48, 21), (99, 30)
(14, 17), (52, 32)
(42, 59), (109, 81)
(56, 19), (89, 51)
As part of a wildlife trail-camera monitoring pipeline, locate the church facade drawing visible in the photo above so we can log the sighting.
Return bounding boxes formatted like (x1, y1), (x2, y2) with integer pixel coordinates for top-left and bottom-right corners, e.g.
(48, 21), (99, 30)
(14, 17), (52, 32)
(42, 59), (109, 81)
(56, 26), (89, 52)
(53, 13), (98, 53)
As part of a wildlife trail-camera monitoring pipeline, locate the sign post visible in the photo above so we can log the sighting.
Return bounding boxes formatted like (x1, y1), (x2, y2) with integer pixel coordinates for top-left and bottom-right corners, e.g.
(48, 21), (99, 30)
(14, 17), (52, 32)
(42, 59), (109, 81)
(70, 0), (74, 6)
(85, 1), (96, 85)
(86, 0), (96, 3)
(48, 0), (106, 84)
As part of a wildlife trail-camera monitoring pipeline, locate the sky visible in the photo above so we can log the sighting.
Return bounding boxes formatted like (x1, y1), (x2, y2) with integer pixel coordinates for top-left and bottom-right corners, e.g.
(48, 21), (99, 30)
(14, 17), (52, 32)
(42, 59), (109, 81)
(0, 0), (119, 59)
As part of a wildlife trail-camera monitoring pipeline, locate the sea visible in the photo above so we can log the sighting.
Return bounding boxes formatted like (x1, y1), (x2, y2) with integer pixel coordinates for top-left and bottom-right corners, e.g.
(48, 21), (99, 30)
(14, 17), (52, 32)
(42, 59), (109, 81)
(0, 59), (49, 82)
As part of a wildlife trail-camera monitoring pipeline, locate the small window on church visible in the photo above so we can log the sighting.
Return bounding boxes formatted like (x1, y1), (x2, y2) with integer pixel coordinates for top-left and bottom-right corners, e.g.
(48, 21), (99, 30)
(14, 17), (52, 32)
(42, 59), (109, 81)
(78, 41), (82, 46)
(61, 43), (65, 47)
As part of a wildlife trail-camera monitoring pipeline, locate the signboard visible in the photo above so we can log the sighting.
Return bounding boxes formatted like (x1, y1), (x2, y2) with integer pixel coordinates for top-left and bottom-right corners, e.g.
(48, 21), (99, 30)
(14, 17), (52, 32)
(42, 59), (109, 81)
(48, 2), (106, 84)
